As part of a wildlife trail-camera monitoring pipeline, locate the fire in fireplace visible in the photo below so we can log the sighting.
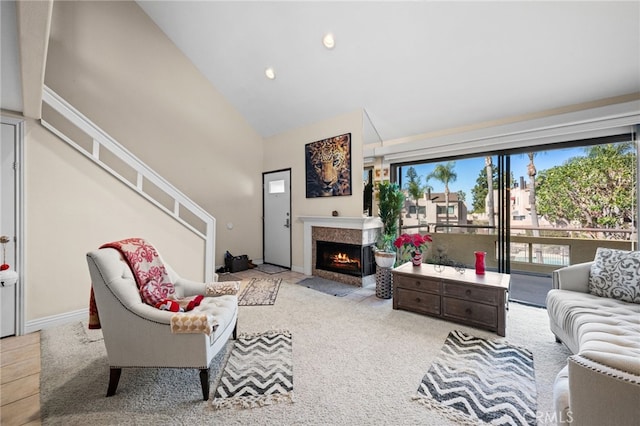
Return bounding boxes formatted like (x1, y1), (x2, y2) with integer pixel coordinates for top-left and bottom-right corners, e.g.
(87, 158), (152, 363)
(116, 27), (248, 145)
(316, 240), (375, 277)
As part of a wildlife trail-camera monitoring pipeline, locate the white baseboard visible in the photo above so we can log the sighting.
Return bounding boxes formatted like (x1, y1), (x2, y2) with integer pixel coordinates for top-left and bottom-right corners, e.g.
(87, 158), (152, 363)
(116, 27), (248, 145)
(24, 308), (88, 334)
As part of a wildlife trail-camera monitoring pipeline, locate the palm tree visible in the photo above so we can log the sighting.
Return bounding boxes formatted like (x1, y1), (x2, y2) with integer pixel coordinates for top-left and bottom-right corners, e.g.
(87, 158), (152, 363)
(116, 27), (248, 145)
(428, 162), (457, 226)
(404, 167), (423, 218)
(527, 153), (540, 237)
(526, 152), (545, 264)
(485, 156), (495, 228)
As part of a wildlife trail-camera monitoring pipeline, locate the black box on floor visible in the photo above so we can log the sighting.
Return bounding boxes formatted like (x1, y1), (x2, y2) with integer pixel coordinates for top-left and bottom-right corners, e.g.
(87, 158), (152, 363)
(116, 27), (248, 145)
(225, 254), (249, 272)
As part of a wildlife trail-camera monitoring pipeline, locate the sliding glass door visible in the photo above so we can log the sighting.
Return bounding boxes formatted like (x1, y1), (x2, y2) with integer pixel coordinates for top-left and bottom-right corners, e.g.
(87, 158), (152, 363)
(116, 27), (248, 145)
(394, 135), (637, 307)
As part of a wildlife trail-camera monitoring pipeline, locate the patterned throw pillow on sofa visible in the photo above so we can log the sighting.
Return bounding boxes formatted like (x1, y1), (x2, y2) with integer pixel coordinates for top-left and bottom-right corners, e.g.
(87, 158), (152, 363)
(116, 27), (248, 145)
(588, 248), (640, 303)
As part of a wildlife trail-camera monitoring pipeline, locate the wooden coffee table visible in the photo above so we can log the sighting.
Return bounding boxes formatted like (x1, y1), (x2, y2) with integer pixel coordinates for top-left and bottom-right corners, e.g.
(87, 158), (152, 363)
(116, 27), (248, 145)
(392, 262), (510, 336)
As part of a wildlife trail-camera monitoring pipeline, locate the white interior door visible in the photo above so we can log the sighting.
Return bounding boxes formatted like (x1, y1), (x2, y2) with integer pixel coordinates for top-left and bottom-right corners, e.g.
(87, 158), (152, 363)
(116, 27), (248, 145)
(263, 169), (291, 268)
(1, 121), (17, 337)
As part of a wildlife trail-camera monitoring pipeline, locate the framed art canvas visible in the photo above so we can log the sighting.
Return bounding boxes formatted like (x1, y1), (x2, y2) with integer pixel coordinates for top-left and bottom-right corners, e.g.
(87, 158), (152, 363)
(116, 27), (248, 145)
(305, 133), (352, 198)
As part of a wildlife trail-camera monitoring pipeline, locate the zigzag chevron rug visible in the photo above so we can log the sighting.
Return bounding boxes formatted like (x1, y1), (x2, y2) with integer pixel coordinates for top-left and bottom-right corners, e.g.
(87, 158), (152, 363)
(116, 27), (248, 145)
(211, 330), (293, 409)
(414, 330), (537, 426)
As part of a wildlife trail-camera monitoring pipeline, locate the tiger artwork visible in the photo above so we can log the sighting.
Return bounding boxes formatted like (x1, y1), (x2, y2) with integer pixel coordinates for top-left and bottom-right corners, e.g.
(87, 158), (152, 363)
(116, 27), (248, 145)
(305, 133), (352, 198)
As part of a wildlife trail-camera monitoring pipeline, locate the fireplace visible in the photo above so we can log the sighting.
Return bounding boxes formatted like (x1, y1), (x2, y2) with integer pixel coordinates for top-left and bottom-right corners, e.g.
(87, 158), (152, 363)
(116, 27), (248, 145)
(299, 216), (382, 287)
(316, 241), (375, 278)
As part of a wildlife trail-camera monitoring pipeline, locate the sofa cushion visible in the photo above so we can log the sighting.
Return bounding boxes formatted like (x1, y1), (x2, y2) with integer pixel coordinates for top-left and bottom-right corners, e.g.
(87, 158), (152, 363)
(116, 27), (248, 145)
(588, 248), (640, 303)
(546, 289), (640, 375)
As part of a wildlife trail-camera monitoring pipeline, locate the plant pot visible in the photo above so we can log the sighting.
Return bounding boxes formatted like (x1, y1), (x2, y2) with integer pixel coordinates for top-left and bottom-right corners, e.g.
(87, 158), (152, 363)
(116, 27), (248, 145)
(411, 251), (423, 266)
(374, 251), (396, 268)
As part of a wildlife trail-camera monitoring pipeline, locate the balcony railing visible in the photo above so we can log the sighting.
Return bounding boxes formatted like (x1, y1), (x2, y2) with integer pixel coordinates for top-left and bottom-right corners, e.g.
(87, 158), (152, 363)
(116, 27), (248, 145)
(400, 222), (636, 273)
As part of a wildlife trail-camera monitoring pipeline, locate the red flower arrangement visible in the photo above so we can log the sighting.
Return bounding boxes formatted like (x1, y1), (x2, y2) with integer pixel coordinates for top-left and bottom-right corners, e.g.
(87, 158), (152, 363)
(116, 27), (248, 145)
(393, 233), (432, 263)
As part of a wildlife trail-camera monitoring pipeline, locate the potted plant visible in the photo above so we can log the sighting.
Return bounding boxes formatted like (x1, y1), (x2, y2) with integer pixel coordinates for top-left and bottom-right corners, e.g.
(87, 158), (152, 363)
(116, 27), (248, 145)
(394, 233), (432, 266)
(374, 181), (405, 268)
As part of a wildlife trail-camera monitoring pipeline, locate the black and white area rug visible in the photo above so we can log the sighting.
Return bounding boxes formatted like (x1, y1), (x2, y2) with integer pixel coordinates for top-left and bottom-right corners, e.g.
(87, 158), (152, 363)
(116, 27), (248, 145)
(414, 330), (537, 426)
(212, 330), (294, 410)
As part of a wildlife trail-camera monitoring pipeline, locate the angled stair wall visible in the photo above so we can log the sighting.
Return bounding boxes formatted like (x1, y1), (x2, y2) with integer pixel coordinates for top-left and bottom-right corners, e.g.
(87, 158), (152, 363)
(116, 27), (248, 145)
(40, 86), (216, 282)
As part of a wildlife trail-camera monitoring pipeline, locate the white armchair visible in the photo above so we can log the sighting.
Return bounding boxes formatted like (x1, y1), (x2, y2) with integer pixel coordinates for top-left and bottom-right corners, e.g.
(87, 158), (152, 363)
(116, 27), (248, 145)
(86, 247), (238, 400)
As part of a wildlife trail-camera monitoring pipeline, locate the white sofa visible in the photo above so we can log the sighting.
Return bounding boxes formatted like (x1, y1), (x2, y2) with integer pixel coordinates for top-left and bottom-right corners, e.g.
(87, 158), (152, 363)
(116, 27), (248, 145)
(546, 253), (640, 426)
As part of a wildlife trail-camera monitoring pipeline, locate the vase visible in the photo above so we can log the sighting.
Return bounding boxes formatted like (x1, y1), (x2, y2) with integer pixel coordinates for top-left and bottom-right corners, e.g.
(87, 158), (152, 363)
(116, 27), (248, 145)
(374, 251), (396, 268)
(474, 251), (486, 275)
(411, 251), (422, 266)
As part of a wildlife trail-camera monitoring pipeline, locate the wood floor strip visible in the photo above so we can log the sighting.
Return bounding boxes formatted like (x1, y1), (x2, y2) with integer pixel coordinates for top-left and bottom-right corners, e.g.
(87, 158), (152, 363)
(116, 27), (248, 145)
(0, 332), (41, 426)
(0, 333), (39, 353)
(0, 393), (41, 426)
(1, 356), (41, 384)
(1, 373), (40, 406)
(0, 343), (40, 367)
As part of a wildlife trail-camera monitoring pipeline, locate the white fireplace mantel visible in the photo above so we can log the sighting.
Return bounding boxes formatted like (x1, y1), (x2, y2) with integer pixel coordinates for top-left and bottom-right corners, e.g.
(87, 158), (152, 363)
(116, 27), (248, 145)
(298, 216), (383, 275)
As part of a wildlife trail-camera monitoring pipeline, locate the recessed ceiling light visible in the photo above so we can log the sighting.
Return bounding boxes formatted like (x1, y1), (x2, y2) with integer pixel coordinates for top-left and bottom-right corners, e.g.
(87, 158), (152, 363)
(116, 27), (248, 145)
(265, 67), (276, 80)
(322, 33), (335, 49)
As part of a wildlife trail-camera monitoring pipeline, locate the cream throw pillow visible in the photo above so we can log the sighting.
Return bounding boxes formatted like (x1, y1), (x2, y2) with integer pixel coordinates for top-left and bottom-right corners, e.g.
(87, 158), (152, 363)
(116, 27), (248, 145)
(205, 281), (240, 296)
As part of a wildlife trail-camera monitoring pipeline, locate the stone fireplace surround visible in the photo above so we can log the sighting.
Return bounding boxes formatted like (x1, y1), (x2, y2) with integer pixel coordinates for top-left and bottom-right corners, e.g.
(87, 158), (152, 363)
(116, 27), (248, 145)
(299, 216), (382, 287)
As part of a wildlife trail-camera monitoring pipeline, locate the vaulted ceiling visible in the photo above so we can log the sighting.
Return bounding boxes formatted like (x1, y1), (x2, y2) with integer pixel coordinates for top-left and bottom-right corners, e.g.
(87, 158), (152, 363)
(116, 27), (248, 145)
(2, 1), (639, 144)
(137, 1), (640, 142)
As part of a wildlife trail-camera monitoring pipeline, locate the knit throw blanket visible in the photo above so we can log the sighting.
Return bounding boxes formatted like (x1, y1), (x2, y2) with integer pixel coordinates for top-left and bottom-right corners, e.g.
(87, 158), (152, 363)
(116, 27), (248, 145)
(88, 238), (202, 329)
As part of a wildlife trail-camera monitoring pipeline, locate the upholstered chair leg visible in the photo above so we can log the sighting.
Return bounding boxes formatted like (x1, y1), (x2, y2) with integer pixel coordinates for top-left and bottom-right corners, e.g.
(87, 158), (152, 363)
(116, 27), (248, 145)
(200, 369), (210, 401)
(554, 334), (562, 343)
(233, 321), (238, 340)
(106, 368), (122, 397)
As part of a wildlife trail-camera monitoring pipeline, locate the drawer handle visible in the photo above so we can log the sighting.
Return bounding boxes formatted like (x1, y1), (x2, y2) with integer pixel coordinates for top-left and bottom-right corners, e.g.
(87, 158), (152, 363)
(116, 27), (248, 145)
(465, 289), (472, 296)
(415, 281), (421, 286)
(465, 308), (472, 315)
(415, 297), (421, 303)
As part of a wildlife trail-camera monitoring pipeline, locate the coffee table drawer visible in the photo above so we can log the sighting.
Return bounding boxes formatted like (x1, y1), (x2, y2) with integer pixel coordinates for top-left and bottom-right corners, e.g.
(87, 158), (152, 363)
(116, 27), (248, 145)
(394, 275), (440, 294)
(396, 288), (441, 316)
(442, 298), (497, 328)
(443, 282), (499, 304)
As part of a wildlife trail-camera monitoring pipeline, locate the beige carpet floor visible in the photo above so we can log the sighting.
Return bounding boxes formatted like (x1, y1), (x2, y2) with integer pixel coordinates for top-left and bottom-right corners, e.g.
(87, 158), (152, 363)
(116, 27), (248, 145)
(41, 272), (571, 425)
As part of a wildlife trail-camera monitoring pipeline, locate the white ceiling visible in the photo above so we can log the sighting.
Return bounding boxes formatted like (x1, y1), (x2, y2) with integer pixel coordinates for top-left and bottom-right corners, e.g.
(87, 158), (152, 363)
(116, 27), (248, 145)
(2, 2), (638, 143)
(137, 1), (640, 142)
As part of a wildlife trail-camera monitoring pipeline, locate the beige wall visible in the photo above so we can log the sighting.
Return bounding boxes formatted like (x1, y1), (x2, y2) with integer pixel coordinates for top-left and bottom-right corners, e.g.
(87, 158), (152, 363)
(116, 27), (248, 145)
(43, 0), (264, 266)
(20, 0), (367, 324)
(264, 110), (364, 271)
(24, 118), (204, 320)
(18, 0), (265, 324)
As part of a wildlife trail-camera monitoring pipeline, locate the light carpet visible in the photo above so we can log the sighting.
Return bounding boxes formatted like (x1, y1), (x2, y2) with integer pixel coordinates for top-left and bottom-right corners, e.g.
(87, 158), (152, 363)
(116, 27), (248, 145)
(212, 330), (293, 410)
(415, 330), (536, 426)
(238, 278), (282, 306)
(40, 280), (571, 425)
(218, 272), (243, 282)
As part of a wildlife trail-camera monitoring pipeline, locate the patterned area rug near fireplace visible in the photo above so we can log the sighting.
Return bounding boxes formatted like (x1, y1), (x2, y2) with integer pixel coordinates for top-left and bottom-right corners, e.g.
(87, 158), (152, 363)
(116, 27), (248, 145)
(212, 330), (293, 410)
(237, 278), (282, 306)
(414, 329), (537, 426)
